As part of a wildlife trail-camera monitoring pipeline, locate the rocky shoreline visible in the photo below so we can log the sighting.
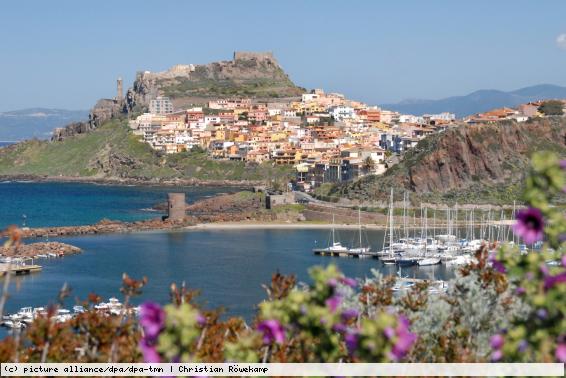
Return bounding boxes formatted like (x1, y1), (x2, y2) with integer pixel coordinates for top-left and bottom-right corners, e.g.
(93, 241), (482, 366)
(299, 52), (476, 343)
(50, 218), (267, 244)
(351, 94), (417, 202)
(0, 174), (261, 188)
(1, 241), (81, 259)
(19, 218), (197, 239)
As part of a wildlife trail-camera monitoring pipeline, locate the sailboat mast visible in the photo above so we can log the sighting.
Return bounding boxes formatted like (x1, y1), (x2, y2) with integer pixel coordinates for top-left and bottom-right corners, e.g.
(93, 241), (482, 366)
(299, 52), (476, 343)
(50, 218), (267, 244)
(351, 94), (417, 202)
(332, 214), (335, 245)
(358, 208), (362, 248)
(389, 188), (393, 255)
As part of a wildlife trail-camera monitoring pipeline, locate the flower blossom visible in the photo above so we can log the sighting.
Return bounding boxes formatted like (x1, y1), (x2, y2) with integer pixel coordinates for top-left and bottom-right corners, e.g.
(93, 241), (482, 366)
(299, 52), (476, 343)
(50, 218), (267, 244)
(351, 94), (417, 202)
(325, 295), (342, 312)
(257, 319), (286, 345)
(556, 343), (566, 363)
(513, 208), (544, 244)
(384, 315), (417, 361)
(139, 338), (161, 363)
(139, 302), (165, 341)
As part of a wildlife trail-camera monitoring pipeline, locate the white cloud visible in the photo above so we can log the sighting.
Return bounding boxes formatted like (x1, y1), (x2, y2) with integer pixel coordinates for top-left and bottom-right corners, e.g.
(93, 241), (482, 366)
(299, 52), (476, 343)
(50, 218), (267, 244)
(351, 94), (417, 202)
(557, 34), (566, 50)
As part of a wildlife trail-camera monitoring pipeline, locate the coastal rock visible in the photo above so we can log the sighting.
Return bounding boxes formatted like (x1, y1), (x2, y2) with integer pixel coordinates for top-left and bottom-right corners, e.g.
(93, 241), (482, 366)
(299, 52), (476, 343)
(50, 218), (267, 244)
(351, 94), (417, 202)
(1, 242), (81, 258)
(333, 117), (566, 203)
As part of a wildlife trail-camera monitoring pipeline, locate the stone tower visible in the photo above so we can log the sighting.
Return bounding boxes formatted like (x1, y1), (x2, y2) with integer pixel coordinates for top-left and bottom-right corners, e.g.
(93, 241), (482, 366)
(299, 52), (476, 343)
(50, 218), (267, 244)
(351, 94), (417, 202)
(116, 77), (123, 100)
(167, 193), (186, 221)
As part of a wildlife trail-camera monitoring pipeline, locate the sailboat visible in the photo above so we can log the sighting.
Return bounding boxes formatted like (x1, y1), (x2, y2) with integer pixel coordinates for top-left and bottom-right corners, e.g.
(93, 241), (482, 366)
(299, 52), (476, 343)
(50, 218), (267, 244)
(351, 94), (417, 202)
(349, 209), (373, 258)
(380, 189), (398, 264)
(313, 214), (349, 256)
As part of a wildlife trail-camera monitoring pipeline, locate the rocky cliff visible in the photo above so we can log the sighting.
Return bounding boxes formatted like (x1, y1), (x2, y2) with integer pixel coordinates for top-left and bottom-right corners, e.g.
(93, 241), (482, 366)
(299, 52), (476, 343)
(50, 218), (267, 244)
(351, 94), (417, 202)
(330, 117), (566, 204)
(51, 99), (125, 141)
(126, 51), (304, 111)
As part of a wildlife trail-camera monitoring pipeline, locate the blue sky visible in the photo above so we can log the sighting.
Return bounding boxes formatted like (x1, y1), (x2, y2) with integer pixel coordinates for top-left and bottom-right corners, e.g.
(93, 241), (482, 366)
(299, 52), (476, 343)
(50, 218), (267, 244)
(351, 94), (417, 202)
(0, 0), (565, 111)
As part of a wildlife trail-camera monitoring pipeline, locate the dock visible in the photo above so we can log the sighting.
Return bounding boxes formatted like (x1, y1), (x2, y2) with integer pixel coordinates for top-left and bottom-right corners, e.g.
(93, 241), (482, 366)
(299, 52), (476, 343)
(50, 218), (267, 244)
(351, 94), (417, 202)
(0, 264), (42, 275)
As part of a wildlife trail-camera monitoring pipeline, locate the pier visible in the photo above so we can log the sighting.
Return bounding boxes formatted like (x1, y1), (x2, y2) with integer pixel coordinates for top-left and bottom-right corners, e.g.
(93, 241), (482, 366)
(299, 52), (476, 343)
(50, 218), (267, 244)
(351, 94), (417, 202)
(0, 264), (42, 275)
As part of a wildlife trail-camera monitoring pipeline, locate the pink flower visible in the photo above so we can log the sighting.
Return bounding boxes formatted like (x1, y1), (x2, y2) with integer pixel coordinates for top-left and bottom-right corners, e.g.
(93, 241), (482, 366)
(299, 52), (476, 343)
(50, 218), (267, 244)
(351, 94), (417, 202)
(339, 277), (357, 288)
(388, 315), (417, 361)
(139, 302), (165, 341)
(513, 208), (544, 244)
(139, 339), (161, 363)
(490, 334), (504, 349)
(562, 255), (566, 268)
(556, 343), (566, 363)
(325, 295), (342, 312)
(196, 313), (206, 327)
(491, 349), (503, 362)
(257, 319), (285, 345)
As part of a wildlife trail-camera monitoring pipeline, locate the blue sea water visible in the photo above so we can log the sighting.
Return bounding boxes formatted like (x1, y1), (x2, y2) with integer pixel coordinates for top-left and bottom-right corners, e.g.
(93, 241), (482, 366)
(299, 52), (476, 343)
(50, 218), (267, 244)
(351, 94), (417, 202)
(3, 229), (455, 321)
(0, 182), (241, 228)
(0, 182), (458, 339)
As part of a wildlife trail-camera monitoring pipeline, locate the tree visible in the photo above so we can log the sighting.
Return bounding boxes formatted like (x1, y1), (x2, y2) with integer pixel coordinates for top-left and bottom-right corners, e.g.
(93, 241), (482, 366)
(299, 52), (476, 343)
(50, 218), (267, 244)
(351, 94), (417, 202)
(362, 156), (376, 174)
(538, 100), (564, 116)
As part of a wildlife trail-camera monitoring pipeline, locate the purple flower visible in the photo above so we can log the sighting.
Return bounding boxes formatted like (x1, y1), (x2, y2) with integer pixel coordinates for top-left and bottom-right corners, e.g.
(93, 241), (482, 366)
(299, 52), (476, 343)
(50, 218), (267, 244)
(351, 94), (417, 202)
(341, 308), (359, 322)
(139, 339), (161, 363)
(513, 208), (544, 244)
(344, 330), (358, 355)
(257, 319), (285, 345)
(196, 313), (206, 327)
(332, 323), (347, 333)
(543, 272), (566, 291)
(562, 255), (566, 268)
(536, 309), (548, 320)
(489, 256), (506, 273)
(518, 339), (528, 353)
(339, 277), (357, 288)
(139, 302), (165, 341)
(327, 278), (338, 288)
(560, 160), (566, 170)
(383, 326), (395, 340)
(491, 349), (503, 362)
(388, 315), (417, 361)
(515, 287), (526, 295)
(325, 295), (342, 312)
(556, 343), (566, 363)
(490, 334), (505, 349)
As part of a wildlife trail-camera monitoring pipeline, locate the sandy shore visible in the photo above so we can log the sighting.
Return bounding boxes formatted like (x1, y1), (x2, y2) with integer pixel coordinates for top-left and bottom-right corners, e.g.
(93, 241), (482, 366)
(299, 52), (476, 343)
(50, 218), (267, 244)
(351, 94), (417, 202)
(187, 222), (386, 230)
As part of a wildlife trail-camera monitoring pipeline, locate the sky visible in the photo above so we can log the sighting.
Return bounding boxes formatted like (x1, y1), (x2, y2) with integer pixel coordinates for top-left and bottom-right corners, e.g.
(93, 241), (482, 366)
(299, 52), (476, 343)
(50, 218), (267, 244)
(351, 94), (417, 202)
(0, 0), (565, 111)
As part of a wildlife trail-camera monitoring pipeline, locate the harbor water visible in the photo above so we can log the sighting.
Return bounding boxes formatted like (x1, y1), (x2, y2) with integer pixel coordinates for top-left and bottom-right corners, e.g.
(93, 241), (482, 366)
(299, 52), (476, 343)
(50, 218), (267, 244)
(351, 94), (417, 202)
(1, 182), (460, 337)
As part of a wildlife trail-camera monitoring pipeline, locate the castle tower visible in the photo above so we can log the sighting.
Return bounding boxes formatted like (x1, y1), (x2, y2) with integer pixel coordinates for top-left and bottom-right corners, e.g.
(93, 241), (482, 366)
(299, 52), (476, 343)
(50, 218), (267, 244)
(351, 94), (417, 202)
(116, 77), (123, 100)
(167, 193), (186, 221)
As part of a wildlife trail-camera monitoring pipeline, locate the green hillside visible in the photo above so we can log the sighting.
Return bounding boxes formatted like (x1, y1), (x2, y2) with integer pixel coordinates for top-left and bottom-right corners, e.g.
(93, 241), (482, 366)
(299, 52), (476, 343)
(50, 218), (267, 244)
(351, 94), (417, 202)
(0, 119), (292, 182)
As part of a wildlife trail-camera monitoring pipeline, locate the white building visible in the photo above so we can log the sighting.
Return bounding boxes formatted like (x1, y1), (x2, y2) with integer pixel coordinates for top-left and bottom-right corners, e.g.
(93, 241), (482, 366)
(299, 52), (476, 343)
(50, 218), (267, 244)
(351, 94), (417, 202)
(329, 106), (355, 121)
(149, 97), (174, 114)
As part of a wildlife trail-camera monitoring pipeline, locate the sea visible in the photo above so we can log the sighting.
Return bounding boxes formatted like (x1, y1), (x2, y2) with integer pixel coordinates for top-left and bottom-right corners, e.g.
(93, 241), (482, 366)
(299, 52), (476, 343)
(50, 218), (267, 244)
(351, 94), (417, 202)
(0, 182), (458, 337)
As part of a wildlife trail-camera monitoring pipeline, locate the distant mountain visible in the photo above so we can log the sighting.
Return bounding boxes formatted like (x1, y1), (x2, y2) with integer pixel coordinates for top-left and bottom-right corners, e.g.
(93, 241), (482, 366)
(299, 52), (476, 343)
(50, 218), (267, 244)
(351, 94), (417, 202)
(0, 108), (88, 141)
(381, 84), (566, 118)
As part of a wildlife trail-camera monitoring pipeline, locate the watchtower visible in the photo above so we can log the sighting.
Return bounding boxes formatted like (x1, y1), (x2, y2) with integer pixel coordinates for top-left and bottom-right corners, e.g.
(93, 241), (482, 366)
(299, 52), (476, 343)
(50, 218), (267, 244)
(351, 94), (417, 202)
(116, 77), (123, 100)
(167, 193), (186, 221)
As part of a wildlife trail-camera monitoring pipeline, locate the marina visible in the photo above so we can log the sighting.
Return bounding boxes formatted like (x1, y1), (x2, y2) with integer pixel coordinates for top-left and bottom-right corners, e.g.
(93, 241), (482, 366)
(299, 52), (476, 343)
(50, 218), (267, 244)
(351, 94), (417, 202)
(1, 297), (138, 330)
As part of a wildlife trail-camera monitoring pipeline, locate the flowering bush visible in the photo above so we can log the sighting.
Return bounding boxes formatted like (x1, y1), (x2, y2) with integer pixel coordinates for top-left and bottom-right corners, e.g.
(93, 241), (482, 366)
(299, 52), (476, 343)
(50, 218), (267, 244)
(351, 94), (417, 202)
(0, 152), (564, 364)
(490, 151), (566, 363)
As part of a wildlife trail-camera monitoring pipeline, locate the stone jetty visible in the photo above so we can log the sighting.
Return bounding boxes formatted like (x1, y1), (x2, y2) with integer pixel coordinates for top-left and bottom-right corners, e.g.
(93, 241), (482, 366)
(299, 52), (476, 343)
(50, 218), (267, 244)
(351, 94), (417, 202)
(1, 241), (81, 259)
(19, 217), (196, 239)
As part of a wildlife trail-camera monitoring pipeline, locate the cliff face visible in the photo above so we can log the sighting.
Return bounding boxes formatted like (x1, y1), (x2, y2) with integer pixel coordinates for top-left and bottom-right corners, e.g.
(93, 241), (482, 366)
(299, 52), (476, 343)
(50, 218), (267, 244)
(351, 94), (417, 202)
(51, 99), (125, 141)
(127, 51), (303, 110)
(333, 117), (566, 203)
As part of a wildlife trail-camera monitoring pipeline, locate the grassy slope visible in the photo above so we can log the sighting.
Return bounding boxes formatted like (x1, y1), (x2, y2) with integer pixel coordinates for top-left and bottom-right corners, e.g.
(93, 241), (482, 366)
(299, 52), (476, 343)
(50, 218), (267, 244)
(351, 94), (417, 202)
(0, 119), (292, 182)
